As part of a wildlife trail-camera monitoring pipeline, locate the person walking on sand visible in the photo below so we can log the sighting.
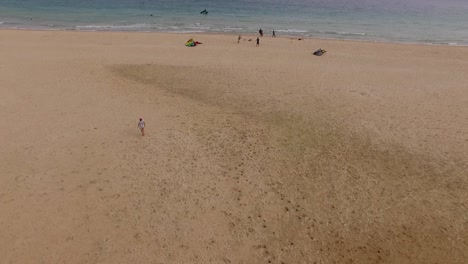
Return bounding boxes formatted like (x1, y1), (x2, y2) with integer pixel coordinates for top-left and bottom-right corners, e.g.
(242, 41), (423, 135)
(256, 37), (259, 46)
(272, 29), (276, 37)
(238, 35), (241, 43)
(138, 118), (146, 136)
(259, 28), (263, 37)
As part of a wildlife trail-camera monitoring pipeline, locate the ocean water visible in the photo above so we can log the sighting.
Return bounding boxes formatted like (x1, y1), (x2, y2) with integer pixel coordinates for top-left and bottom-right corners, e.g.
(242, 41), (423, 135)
(0, 0), (467, 45)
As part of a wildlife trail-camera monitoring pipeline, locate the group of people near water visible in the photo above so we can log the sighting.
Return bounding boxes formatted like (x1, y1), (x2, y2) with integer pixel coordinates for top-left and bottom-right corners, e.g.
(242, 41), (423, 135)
(199, 9), (276, 47)
(237, 28), (277, 46)
(258, 28), (276, 38)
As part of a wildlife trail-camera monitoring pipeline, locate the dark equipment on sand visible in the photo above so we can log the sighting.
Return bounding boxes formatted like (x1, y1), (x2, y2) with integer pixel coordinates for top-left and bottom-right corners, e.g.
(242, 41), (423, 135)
(313, 49), (327, 56)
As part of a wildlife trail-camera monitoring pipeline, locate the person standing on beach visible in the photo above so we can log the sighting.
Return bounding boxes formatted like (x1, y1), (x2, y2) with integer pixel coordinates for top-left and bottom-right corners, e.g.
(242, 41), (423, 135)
(238, 35), (241, 43)
(138, 118), (146, 136)
(259, 29), (263, 37)
(256, 37), (259, 46)
(272, 30), (276, 37)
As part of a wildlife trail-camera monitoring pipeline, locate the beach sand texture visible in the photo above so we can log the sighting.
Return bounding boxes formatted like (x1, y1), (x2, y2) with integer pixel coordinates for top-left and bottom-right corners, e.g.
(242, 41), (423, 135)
(0, 30), (467, 263)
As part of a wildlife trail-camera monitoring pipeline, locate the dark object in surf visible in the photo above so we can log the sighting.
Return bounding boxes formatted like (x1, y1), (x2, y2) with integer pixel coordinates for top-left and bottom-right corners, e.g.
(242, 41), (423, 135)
(200, 9), (208, 15)
(313, 49), (327, 56)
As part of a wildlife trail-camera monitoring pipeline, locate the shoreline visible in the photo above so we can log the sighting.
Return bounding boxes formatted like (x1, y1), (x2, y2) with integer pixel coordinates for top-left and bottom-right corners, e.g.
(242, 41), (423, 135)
(1, 27), (467, 47)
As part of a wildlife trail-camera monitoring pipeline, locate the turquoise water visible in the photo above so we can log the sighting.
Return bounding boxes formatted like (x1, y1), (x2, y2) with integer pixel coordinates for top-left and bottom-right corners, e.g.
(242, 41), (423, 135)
(1, 0), (467, 45)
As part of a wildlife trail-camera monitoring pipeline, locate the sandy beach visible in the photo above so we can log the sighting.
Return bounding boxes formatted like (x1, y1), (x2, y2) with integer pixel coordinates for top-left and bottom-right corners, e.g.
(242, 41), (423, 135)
(0, 30), (467, 263)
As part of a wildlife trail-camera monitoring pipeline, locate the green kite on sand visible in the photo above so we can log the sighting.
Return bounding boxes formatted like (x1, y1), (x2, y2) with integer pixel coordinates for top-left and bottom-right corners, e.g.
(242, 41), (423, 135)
(185, 38), (202, 47)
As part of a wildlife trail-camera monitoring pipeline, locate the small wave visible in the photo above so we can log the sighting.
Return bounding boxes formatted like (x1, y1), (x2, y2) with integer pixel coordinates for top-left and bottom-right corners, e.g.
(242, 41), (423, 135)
(0, 21), (16, 26)
(75, 24), (152, 31)
(275, 29), (308, 33)
(342, 32), (366, 36)
(320, 31), (367, 36)
(431, 42), (459, 46)
(221, 27), (243, 31)
(186, 26), (211, 30)
(166, 30), (205, 34)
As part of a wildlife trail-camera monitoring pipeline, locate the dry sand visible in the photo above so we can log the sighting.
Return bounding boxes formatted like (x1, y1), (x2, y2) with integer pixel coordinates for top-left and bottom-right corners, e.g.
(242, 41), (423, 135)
(0, 30), (467, 263)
